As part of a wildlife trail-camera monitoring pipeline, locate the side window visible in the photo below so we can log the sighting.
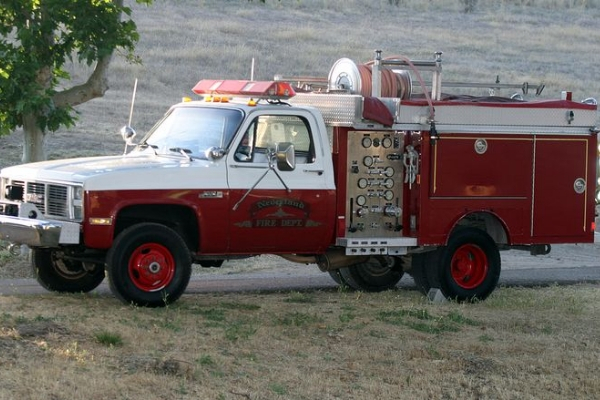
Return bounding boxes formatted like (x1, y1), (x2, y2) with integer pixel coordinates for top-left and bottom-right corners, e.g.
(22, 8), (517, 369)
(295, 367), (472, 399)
(255, 115), (314, 164)
(234, 121), (256, 162)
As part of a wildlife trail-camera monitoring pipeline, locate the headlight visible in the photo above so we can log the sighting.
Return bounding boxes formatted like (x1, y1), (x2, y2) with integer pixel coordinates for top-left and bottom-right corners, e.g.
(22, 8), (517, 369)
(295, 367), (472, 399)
(74, 186), (84, 201)
(72, 185), (84, 221)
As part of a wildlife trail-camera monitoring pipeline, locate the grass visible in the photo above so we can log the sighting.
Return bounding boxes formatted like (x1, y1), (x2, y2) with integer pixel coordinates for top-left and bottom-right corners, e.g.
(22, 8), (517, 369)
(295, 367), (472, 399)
(1, 285), (599, 399)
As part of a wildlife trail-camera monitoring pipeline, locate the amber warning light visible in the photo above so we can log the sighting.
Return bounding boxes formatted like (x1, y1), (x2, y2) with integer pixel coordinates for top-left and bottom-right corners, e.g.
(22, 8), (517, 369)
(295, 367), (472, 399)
(192, 80), (296, 100)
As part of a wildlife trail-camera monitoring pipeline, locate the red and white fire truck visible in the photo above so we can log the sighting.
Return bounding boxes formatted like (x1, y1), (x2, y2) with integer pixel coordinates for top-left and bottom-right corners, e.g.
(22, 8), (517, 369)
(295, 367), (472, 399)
(0, 51), (598, 307)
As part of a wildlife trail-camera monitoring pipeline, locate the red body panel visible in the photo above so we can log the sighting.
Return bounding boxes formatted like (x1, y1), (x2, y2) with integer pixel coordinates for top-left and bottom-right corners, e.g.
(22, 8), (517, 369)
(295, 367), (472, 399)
(415, 132), (597, 246)
(84, 187), (336, 254)
(228, 189), (336, 254)
(532, 136), (596, 242)
(84, 189), (228, 252)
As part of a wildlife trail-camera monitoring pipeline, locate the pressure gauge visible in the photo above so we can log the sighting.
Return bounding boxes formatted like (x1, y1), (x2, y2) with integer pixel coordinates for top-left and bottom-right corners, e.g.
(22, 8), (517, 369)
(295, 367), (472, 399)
(357, 178), (369, 189)
(363, 156), (374, 167)
(384, 167), (394, 177)
(383, 178), (394, 188)
(356, 195), (367, 206)
(382, 137), (393, 148)
(383, 190), (394, 201)
(361, 137), (372, 148)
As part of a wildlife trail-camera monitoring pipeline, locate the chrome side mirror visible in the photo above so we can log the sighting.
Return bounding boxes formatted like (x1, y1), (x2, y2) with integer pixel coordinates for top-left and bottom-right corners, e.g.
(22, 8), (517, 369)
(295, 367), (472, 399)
(120, 126), (137, 145)
(276, 142), (295, 171)
(205, 146), (226, 160)
(120, 126), (137, 154)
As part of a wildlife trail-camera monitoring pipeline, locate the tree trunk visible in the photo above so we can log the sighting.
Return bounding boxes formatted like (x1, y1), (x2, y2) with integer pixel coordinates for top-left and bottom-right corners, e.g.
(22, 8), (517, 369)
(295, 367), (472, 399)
(22, 113), (46, 163)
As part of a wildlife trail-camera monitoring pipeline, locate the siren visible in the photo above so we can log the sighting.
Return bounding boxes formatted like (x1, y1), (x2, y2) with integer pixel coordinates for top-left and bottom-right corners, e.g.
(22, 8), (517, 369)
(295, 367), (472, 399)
(192, 80), (296, 100)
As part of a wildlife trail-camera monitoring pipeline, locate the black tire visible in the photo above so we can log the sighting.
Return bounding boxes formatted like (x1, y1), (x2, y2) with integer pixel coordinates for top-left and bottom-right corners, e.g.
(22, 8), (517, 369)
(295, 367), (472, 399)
(328, 270), (343, 285)
(407, 252), (432, 295)
(31, 248), (105, 293)
(338, 256), (403, 292)
(327, 269), (356, 289)
(106, 223), (192, 307)
(427, 228), (501, 302)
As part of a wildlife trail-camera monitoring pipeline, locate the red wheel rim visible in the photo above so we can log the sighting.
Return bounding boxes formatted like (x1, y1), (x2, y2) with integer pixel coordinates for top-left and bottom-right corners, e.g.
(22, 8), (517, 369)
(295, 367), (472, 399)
(450, 244), (488, 290)
(128, 243), (175, 292)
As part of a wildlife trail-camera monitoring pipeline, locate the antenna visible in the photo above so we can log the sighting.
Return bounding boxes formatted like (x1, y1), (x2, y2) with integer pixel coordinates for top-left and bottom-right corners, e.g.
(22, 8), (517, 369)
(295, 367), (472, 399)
(128, 78), (138, 126)
(251, 58), (255, 81)
(123, 78), (138, 155)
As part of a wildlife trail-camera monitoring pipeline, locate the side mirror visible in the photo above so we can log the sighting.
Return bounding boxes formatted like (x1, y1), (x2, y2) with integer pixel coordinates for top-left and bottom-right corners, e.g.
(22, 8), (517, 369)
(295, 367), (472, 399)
(120, 126), (137, 145)
(120, 126), (137, 155)
(205, 146), (226, 160)
(276, 142), (295, 171)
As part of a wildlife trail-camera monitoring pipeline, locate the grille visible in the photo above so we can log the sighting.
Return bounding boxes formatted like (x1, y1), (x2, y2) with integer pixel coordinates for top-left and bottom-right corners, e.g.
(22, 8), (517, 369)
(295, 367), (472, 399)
(48, 185), (68, 216)
(25, 182), (69, 218)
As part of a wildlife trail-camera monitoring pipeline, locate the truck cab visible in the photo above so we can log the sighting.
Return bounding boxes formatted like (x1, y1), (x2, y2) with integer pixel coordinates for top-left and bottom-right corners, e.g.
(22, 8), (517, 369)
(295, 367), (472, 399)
(0, 82), (342, 306)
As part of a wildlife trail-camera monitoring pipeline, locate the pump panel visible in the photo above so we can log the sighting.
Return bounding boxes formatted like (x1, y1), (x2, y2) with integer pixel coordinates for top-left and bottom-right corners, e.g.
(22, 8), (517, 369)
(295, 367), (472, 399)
(345, 131), (406, 237)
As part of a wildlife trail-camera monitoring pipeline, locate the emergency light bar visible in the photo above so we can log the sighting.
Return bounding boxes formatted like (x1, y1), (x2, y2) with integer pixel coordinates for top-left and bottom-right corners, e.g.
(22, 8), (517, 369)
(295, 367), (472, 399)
(192, 80), (296, 99)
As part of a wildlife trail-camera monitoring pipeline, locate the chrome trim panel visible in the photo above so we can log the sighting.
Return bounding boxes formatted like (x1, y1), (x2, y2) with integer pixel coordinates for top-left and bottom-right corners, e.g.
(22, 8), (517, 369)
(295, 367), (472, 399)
(0, 215), (80, 247)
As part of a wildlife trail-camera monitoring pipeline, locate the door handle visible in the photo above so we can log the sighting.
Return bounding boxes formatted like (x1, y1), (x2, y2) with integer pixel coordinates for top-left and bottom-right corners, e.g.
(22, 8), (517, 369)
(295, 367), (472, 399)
(303, 169), (324, 175)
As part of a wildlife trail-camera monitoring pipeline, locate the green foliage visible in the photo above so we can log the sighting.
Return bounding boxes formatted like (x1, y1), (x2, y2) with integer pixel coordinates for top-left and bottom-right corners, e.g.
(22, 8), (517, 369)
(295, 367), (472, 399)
(376, 308), (480, 334)
(94, 330), (124, 347)
(0, 0), (153, 137)
(283, 291), (315, 303)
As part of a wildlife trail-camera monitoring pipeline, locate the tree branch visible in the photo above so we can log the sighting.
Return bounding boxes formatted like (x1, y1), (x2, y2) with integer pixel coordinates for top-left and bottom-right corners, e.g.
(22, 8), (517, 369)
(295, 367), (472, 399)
(52, 54), (113, 109)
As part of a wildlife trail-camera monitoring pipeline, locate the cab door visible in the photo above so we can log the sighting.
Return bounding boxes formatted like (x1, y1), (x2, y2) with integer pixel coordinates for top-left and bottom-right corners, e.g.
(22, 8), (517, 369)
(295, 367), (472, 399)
(226, 110), (336, 253)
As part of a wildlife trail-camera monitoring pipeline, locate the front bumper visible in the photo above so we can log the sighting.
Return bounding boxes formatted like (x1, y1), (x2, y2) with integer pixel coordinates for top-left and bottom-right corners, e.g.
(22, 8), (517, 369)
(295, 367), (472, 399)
(0, 215), (80, 247)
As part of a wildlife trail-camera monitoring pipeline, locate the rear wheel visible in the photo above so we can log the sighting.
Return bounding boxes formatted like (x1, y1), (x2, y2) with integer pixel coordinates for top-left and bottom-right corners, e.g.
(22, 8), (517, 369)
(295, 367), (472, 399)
(427, 228), (501, 302)
(408, 252), (432, 295)
(338, 256), (403, 292)
(31, 249), (105, 293)
(106, 223), (192, 307)
(328, 269), (358, 289)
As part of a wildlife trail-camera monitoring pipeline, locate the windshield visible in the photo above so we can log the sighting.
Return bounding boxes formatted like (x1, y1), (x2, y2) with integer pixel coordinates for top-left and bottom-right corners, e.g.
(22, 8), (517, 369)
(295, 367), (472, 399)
(138, 106), (244, 159)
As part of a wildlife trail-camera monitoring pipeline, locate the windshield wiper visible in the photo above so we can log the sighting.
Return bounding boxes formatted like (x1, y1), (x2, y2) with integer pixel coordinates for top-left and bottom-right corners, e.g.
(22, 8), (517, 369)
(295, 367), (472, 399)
(139, 143), (158, 155)
(169, 147), (194, 161)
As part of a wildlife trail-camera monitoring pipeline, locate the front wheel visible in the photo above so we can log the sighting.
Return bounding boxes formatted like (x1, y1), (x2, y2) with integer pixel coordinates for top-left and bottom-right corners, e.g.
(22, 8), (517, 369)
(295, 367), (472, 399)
(106, 223), (192, 307)
(428, 228), (501, 302)
(31, 249), (105, 293)
(338, 256), (404, 292)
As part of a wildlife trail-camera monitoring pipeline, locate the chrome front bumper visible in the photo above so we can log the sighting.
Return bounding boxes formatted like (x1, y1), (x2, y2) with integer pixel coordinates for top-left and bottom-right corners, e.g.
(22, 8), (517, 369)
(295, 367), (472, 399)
(0, 215), (80, 247)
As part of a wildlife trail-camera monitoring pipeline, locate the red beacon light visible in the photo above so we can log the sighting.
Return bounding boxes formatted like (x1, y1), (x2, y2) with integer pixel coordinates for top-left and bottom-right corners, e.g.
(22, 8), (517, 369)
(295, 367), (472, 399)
(192, 80), (296, 100)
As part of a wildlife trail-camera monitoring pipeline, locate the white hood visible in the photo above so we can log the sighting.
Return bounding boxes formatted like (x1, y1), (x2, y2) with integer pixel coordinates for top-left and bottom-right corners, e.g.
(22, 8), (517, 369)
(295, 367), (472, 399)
(1, 154), (225, 191)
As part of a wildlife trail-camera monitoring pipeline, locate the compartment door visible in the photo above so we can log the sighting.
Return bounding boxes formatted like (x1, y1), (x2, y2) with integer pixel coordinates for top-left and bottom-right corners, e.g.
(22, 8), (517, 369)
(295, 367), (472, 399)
(532, 137), (591, 239)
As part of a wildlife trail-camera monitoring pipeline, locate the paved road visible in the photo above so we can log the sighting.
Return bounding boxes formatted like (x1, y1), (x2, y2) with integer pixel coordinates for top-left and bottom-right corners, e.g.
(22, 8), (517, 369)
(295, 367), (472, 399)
(1, 243), (598, 297)
(1, 265), (600, 298)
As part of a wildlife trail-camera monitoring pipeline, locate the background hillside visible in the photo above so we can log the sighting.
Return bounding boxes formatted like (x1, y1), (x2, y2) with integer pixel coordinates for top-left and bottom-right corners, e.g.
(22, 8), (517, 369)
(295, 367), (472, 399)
(1, 0), (599, 166)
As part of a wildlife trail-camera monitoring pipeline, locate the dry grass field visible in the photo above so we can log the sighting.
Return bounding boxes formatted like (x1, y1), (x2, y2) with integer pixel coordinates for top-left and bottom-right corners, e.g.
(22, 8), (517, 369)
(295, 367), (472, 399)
(1, 1), (600, 398)
(1, 285), (600, 399)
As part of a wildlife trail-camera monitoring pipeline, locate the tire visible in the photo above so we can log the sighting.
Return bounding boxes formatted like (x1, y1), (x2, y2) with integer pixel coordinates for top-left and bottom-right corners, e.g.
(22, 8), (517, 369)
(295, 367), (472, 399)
(407, 252), (432, 295)
(328, 270), (343, 285)
(106, 223), (192, 307)
(338, 256), (403, 292)
(328, 269), (357, 289)
(427, 228), (501, 302)
(31, 248), (105, 293)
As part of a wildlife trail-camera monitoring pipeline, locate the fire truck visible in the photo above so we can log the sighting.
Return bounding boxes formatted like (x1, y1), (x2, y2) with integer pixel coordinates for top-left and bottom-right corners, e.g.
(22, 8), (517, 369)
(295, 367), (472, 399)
(0, 51), (598, 307)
